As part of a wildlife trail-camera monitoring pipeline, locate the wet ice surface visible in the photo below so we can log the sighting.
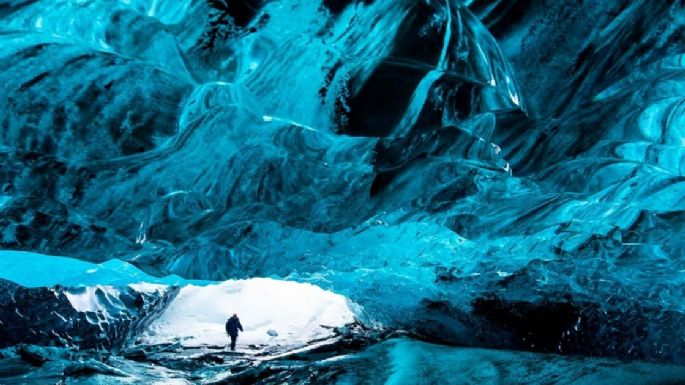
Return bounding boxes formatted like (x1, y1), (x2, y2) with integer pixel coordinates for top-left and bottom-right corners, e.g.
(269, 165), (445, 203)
(3, 338), (685, 385)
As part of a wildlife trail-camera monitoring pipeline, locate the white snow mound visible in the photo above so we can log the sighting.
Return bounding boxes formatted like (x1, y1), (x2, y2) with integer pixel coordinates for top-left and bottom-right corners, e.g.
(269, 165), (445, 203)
(140, 278), (355, 349)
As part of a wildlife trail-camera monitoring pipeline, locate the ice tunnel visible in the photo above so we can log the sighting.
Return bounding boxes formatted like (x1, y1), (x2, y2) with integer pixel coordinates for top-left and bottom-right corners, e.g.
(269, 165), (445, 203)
(3, 0), (685, 383)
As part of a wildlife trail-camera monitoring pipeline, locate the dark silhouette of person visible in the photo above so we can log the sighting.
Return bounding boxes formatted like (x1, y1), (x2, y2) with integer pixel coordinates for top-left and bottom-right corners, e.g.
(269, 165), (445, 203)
(225, 313), (243, 351)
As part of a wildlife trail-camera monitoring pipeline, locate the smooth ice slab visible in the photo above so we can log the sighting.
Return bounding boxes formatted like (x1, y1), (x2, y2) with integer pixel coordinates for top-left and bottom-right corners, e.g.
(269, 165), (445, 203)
(0, 250), (203, 287)
(254, 338), (685, 385)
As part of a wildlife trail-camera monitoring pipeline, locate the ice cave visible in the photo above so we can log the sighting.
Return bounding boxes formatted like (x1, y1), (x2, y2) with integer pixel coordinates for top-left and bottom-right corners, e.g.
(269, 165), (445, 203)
(2, 0), (685, 384)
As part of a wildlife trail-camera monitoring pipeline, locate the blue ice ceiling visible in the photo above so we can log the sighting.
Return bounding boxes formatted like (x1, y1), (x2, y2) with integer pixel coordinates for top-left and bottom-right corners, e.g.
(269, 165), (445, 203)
(2, 0), (685, 365)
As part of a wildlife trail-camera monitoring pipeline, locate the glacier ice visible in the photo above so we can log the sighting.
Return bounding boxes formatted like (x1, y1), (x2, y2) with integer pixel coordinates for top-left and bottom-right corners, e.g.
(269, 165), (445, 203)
(0, 250), (197, 287)
(2, 0), (685, 383)
(0, 276), (178, 350)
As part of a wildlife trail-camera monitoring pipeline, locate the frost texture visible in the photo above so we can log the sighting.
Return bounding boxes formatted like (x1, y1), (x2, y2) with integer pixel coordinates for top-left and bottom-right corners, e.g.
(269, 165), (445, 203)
(2, 0), (685, 369)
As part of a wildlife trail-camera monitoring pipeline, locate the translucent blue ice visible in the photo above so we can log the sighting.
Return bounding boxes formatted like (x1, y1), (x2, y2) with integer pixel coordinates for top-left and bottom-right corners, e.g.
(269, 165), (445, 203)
(0, 250), (205, 287)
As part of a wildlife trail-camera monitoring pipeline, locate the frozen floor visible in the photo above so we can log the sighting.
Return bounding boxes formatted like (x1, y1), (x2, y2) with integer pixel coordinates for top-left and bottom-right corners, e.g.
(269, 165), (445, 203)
(4, 338), (685, 385)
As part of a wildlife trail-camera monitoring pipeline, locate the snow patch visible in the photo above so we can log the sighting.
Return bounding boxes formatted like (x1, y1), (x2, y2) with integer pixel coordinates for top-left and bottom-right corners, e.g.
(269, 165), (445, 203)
(140, 278), (355, 349)
(65, 286), (120, 314)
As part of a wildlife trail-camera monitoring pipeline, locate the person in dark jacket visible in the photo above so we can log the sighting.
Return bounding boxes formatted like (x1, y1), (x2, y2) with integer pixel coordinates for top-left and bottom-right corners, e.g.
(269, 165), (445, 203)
(225, 314), (243, 351)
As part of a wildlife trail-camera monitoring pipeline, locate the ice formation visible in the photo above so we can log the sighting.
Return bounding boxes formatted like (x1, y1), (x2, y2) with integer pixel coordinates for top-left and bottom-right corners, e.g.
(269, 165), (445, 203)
(2, 0), (685, 383)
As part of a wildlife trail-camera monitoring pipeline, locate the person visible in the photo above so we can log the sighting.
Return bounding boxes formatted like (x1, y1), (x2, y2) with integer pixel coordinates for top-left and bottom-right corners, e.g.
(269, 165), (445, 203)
(225, 314), (243, 351)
